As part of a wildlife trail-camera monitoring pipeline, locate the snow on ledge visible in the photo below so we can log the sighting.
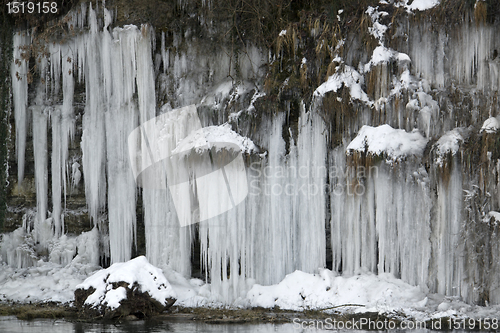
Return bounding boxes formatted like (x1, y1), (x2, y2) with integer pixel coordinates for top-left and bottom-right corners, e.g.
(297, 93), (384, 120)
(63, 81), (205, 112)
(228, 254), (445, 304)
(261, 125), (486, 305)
(364, 46), (411, 72)
(434, 129), (464, 155)
(484, 211), (500, 223)
(76, 256), (176, 310)
(347, 124), (428, 160)
(172, 123), (258, 155)
(433, 129), (464, 166)
(481, 117), (500, 134)
(314, 65), (372, 105)
(386, 0), (440, 12)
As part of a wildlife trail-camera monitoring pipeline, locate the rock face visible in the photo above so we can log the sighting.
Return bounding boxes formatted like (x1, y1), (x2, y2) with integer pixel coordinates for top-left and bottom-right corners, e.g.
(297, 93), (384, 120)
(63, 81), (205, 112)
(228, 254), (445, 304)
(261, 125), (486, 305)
(74, 256), (176, 318)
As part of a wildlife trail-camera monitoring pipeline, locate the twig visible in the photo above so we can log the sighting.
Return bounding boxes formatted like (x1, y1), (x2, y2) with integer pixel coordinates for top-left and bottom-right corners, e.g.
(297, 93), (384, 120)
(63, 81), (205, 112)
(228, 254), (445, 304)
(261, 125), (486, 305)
(317, 304), (365, 311)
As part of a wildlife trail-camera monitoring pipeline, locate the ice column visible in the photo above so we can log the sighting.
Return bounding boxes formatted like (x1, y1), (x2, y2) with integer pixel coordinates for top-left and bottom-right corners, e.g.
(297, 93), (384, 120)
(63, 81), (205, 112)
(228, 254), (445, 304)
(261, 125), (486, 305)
(296, 105), (327, 273)
(11, 32), (30, 185)
(51, 108), (63, 237)
(105, 25), (140, 263)
(32, 104), (49, 245)
(432, 161), (463, 296)
(137, 107), (201, 276)
(331, 153), (431, 288)
(81, 4), (107, 223)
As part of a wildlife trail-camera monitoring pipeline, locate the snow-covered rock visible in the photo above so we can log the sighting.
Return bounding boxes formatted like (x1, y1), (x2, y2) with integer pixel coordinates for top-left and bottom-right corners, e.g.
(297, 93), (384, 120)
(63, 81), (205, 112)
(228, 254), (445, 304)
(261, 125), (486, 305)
(481, 117), (500, 133)
(172, 123), (258, 156)
(74, 256), (176, 318)
(389, 0), (440, 12)
(433, 128), (465, 166)
(347, 124), (428, 160)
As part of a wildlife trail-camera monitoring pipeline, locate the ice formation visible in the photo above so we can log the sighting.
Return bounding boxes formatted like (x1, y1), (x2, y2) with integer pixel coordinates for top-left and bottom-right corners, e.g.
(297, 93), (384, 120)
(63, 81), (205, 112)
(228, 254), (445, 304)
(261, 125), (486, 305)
(4, 0), (500, 312)
(11, 32), (30, 185)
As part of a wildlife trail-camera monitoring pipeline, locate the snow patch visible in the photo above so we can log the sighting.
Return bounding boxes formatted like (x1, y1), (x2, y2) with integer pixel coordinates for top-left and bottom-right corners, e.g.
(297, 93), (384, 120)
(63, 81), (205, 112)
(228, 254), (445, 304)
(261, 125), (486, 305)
(314, 65), (372, 105)
(394, 0), (440, 12)
(484, 211), (500, 223)
(347, 124), (428, 160)
(481, 117), (500, 133)
(365, 46), (411, 72)
(247, 270), (427, 312)
(433, 129), (464, 166)
(171, 123), (258, 155)
(434, 129), (464, 155)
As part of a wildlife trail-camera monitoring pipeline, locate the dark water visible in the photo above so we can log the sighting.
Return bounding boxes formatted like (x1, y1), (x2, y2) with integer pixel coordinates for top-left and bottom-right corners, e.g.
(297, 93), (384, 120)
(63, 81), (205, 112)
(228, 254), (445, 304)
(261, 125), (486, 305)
(2, 316), (299, 333)
(0, 316), (447, 333)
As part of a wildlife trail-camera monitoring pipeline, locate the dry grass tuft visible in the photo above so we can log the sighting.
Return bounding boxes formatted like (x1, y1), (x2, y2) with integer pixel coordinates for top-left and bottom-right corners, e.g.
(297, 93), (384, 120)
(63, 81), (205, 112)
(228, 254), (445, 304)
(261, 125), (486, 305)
(474, 1), (487, 25)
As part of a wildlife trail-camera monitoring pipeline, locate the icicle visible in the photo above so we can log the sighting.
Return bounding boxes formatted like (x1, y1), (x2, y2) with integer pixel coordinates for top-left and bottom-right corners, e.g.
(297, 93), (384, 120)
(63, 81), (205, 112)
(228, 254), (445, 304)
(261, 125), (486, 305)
(137, 106), (202, 275)
(71, 162), (81, 188)
(31, 102), (49, 245)
(81, 3), (107, 223)
(50, 43), (61, 97)
(161, 31), (169, 74)
(51, 108), (63, 237)
(432, 160), (463, 296)
(60, 44), (76, 211)
(105, 25), (139, 264)
(136, 24), (156, 124)
(296, 104), (327, 273)
(11, 32), (30, 185)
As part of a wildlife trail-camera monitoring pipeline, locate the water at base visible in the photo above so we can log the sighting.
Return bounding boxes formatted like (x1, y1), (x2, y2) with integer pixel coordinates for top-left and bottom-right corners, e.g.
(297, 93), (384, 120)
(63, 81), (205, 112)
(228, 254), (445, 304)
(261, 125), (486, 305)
(0, 316), (474, 333)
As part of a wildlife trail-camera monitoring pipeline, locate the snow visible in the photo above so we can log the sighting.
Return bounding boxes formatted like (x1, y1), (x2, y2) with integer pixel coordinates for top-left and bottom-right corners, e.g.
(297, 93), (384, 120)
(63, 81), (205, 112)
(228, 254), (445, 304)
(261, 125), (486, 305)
(0, 261), (97, 303)
(366, 6), (389, 44)
(172, 123), (258, 155)
(484, 211), (500, 223)
(364, 46), (411, 72)
(481, 117), (500, 133)
(314, 65), (371, 105)
(247, 270), (427, 312)
(346, 125), (428, 160)
(394, 0), (440, 12)
(434, 129), (464, 166)
(2, 255), (500, 322)
(76, 256), (176, 309)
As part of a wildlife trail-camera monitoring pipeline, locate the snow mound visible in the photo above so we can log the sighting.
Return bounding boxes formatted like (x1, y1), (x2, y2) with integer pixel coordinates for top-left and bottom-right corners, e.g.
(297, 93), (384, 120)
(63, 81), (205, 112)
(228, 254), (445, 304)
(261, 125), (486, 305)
(172, 123), (258, 155)
(76, 256), (176, 310)
(347, 124), (428, 160)
(481, 117), (499, 133)
(247, 269), (427, 312)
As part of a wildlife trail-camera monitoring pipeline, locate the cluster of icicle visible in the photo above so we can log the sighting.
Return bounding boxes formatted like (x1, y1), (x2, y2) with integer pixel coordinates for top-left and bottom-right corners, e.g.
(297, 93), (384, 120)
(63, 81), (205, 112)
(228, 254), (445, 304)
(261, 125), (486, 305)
(10, 2), (155, 265)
